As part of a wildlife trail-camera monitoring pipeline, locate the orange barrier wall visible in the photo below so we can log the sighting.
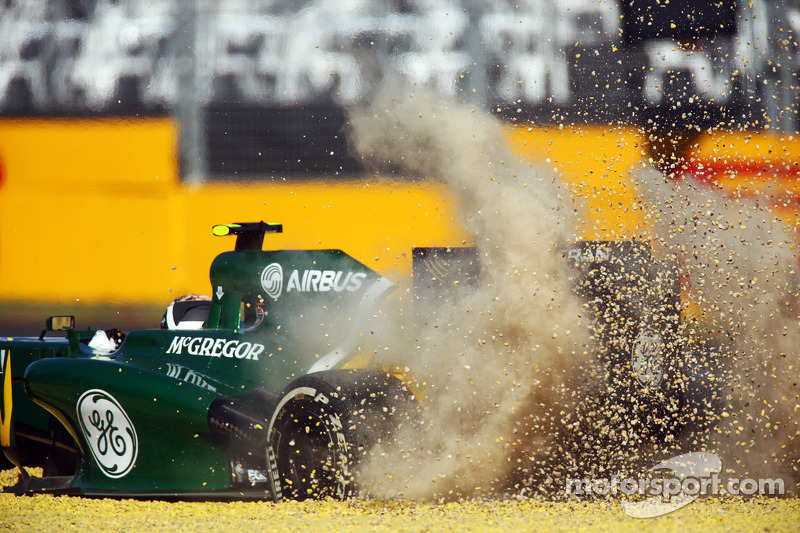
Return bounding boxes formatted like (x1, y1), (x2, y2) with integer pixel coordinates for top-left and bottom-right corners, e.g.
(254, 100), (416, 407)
(0, 118), (184, 305)
(0, 118), (470, 304)
(676, 131), (800, 232)
(1, 117), (795, 307)
(506, 124), (648, 240)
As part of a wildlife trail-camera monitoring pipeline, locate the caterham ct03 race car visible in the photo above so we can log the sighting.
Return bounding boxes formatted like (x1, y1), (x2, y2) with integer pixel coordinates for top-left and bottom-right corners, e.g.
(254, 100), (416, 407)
(0, 222), (713, 500)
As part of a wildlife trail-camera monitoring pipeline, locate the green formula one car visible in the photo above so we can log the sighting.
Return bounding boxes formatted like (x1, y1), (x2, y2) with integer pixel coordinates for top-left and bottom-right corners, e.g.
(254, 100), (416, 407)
(0, 222), (717, 500)
(1, 222), (413, 500)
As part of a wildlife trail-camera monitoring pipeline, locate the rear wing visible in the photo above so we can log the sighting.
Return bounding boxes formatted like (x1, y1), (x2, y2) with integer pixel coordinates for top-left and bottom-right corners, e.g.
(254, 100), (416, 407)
(206, 223), (394, 338)
(212, 222), (283, 252)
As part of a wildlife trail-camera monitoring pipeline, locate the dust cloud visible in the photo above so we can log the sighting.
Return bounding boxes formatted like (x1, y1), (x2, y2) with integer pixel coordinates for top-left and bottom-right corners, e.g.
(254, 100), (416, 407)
(346, 84), (594, 500)
(344, 84), (799, 501)
(636, 167), (800, 487)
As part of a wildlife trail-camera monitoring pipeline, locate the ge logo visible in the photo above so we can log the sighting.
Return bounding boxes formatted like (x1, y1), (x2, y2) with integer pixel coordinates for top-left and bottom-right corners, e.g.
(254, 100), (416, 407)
(260, 263), (283, 299)
(76, 389), (138, 479)
(631, 330), (665, 388)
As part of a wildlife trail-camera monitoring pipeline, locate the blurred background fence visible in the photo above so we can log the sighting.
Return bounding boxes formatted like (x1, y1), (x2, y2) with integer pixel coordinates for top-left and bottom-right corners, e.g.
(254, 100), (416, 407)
(1, 0), (798, 180)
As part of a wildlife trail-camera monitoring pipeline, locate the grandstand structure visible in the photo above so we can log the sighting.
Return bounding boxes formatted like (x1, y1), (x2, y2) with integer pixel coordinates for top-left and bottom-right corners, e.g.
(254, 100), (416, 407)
(0, 0), (797, 177)
(0, 0), (619, 110)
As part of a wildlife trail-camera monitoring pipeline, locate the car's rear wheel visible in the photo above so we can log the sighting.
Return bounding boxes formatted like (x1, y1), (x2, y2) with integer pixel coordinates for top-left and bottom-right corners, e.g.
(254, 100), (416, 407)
(267, 369), (413, 501)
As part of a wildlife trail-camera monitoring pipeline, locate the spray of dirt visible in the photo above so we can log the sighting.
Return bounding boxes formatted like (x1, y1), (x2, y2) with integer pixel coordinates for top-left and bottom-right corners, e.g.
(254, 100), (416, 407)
(345, 84), (594, 500)
(343, 83), (799, 500)
(635, 166), (800, 490)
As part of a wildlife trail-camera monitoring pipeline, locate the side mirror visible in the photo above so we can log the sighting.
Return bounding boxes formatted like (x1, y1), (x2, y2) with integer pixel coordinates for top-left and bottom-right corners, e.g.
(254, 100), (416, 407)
(46, 316), (75, 331)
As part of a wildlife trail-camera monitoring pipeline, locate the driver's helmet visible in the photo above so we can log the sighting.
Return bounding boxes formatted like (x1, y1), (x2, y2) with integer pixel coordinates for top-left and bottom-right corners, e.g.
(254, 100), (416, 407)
(161, 294), (212, 330)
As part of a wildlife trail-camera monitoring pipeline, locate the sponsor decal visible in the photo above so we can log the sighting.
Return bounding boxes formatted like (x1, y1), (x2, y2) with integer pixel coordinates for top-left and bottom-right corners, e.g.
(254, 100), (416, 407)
(230, 462), (270, 485)
(567, 247), (611, 262)
(286, 269), (367, 293)
(166, 336), (265, 360)
(257, 265), (369, 299)
(76, 389), (138, 479)
(631, 329), (665, 388)
(165, 363), (218, 392)
(260, 263), (283, 299)
(248, 468), (269, 483)
(266, 444), (281, 502)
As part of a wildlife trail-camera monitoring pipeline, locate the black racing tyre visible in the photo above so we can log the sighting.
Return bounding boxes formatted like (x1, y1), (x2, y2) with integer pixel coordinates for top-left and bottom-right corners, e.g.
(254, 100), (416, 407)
(267, 369), (414, 501)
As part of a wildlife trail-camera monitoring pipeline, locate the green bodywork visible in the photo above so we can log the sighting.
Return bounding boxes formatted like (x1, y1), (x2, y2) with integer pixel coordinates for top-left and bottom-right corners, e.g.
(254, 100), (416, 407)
(0, 223), (397, 497)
